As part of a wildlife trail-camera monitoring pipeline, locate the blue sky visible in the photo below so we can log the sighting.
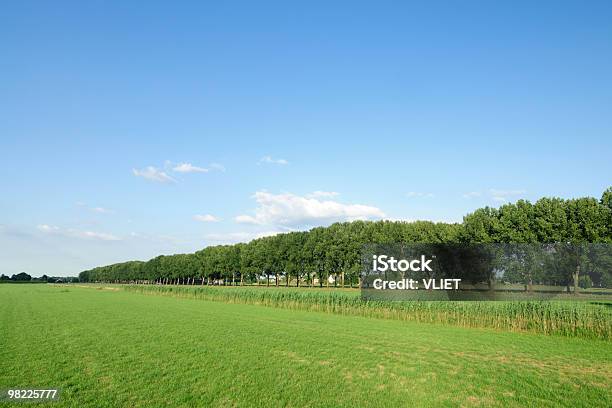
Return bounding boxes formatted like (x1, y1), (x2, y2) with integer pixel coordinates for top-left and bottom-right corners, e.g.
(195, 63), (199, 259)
(1, 1), (611, 276)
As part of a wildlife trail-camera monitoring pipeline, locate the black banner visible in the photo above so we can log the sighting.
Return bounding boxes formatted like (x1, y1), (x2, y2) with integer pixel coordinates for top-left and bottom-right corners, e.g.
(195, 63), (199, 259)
(361, 243), (612, 301)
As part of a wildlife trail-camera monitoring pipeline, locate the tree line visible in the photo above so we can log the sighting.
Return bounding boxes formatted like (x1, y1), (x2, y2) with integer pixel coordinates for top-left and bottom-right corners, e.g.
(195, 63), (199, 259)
(78, 188), (612, 287)
(0, 273), (78, 283)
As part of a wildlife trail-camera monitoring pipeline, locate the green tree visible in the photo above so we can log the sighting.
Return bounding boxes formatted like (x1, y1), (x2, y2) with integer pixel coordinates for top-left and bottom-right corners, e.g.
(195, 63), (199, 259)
(11, 272), (32, 281)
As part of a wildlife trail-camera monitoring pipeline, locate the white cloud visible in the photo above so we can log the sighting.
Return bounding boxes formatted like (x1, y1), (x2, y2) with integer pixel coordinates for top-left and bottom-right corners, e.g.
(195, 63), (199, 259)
(258, 156), (289, 165)
(234, 215), (259, 224)
(489, 189), (526, 202)
(308, 191), (340, 198)
(235, 191), (385, 227)
(462, 191), (481, 199)
(193, 214), (220, 222)
(91, 207), (114, 214)
(133, 166), (176, 183)
(406, 192), (434, 198)
(209, 163), (226, 172)
(75, 231), (121, 241)
(37, 224), (120, 241)
(37, 224), (60, 232)
(172, 163), (209, 173)
(127, 231), (180, 244)
(76, 202), (115, 214)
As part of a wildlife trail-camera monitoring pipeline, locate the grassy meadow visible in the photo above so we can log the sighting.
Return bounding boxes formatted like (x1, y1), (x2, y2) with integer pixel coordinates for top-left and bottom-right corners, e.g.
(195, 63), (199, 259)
(1, 284), (611, 407)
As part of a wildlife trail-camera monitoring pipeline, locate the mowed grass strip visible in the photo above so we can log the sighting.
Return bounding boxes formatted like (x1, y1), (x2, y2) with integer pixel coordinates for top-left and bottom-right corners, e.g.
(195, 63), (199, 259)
(0, 285), (610, 407)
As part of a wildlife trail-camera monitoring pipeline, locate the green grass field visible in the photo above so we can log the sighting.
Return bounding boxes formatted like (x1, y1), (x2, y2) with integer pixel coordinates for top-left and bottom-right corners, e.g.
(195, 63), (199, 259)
(1, 284), (611, 407)
(122, 284), (612, 339)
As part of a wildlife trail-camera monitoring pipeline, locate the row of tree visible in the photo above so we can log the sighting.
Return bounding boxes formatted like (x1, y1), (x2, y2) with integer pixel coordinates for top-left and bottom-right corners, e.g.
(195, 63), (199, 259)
(78, 188), (612, 288)
(0, 273), (78, 283)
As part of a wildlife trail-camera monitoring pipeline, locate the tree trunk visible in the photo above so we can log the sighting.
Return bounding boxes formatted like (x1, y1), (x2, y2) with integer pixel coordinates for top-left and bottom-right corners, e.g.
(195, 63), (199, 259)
(528, 278), (533, 293)
(573, 264), (580, 295)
